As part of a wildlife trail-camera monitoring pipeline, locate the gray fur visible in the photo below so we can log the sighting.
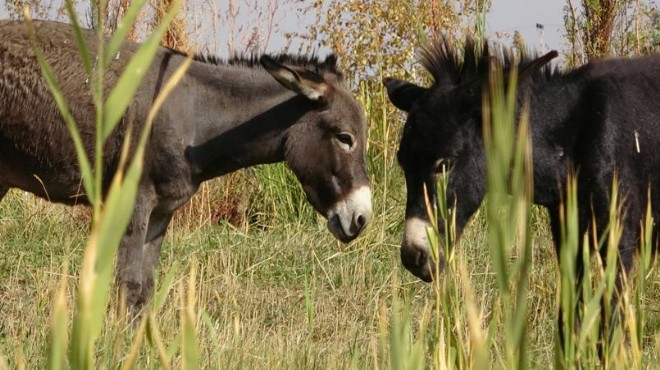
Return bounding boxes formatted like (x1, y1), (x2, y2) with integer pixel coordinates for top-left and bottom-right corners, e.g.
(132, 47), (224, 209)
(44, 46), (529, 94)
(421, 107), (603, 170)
(0, 20), (371, 312)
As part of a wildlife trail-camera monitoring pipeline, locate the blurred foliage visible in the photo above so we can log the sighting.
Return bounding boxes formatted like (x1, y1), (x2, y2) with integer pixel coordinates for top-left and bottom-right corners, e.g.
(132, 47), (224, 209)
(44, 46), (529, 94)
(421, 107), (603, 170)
(204, 0), (296, 55)
(582, 0), (619, 59)
(4, 0), (55, 19)
(152, 0), (189, 49)
(564, 0), (659, 66)
(613, 2), (660, 55)
(291, 0), (490, 85)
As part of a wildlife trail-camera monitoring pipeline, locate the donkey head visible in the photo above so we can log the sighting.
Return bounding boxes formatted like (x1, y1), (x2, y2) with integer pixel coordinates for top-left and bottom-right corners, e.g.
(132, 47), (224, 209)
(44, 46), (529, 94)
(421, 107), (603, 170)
(261, 55), (372, 243)
(384, 77), (483, 281)
(383, 41), (557, 282)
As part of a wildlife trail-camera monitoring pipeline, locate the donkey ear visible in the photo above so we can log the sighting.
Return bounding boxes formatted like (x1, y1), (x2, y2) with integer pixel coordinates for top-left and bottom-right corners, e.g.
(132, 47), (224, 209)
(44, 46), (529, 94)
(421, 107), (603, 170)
(518, 50), (558, 81)
(383, 77), (427, 112)
(260, 55), (327, 101)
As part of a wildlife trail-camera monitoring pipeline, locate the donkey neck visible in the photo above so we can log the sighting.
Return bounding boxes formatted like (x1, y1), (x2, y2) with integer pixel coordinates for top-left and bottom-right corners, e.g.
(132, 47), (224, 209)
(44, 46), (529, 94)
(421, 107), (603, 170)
(183, 63), (314, 183)
(519, 75), (588, 206)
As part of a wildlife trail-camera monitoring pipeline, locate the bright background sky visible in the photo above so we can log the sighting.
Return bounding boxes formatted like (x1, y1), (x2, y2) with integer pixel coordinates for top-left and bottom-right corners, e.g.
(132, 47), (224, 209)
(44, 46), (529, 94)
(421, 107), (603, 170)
(487, 0), (565, 52)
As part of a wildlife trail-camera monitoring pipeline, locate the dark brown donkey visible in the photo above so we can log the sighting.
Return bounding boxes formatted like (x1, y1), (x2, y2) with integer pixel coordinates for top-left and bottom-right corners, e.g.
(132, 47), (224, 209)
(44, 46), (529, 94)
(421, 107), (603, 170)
(0, 20), (372, 311)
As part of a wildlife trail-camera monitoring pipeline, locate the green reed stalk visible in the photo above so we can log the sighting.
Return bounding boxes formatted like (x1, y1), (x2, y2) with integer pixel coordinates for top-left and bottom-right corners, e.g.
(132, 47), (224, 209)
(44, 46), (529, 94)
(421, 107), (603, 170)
(25, 0), (190, 367)
(482, 63), (534, 369)
(424, 169), (468, 370)
(555, 161), (646, 368)
(182, 265), (200, 370)
(634, 190), (654, 364)
(387, 289), (425, 370)
(555, 173), (581, 368)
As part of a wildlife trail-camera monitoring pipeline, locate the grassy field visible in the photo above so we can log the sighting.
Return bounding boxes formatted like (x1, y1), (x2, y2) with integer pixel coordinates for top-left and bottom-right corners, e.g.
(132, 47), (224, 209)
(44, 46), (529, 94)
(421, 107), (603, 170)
(0, 177), (543, 368)
(0, 147), (659, 368)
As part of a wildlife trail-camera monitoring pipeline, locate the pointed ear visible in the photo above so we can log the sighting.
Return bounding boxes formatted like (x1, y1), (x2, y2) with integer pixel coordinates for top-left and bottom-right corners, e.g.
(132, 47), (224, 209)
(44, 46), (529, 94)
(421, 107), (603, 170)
(260, 55), (328, 102)
(382, 77), (428, 112)
(519, 50), (558, 81)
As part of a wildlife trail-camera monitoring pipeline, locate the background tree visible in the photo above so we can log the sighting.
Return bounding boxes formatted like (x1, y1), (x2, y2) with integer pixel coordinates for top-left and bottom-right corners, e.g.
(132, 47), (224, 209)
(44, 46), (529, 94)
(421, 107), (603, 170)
(564, 0), (658, 66)
(153, 0), (189, 50)
(294, 0), (490, 84)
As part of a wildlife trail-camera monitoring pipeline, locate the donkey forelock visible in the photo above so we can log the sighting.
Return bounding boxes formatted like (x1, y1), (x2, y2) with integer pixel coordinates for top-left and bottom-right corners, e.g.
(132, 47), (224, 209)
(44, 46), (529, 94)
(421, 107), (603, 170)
(420, 36), (559, 89)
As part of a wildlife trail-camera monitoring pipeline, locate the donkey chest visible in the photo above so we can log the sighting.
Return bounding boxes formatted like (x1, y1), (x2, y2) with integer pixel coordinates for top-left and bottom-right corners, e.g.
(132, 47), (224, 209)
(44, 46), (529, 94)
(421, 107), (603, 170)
(150, 177), (197, 214)
(146, 150), (197, 213)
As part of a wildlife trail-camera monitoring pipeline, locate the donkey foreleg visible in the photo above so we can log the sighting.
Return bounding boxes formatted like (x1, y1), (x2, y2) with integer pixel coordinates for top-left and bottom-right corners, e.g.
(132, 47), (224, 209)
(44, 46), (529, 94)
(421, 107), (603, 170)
(136, 212), (174, 308)
(116, 198), (152, 314)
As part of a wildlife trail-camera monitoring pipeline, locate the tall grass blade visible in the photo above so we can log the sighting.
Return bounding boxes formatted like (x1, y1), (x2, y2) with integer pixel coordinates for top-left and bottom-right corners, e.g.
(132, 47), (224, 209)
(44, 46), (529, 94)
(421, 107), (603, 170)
(304, 275), (314, 333)
(152, 261), (179, 312)
(72, 55), (190, 370)
(22, 2), (192, 367)
(181, 265), (200, 370)
(635, 191), (654, 358)
(102, 0), (182, 142)
(148, 315), (172, 369)
(119, 319), (148, 370)
(46, 264), (69, 370)
(483, 62), (534, 369)
(556, 174), (579, 369)
(63, 0), (93, 76)
(387, 290), (424, 370)
(0, 350), (8, 370)
(104, 0), (148, 65)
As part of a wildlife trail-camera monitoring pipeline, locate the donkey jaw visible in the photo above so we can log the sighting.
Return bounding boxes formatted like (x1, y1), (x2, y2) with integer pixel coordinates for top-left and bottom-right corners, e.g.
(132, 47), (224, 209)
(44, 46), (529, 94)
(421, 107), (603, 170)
(326, 185), (372, 243)
(401, 216), (442, 282)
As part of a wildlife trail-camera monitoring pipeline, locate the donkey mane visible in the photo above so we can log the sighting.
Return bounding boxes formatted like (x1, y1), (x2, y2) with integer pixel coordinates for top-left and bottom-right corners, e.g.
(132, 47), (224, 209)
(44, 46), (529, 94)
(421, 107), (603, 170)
(420, 37), (559, 87)
(165, 47), (342, 77)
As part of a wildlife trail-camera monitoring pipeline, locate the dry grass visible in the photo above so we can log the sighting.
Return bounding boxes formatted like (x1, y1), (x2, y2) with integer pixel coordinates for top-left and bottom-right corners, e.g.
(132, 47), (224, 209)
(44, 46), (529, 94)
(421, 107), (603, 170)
(1, 185), (657, 368)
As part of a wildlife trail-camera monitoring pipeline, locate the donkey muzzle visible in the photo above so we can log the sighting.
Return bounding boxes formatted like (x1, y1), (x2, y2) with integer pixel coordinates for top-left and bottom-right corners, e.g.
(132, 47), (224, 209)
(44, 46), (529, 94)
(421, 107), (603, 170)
(326, 185), (372, 243)
(401, 216), (443, 282)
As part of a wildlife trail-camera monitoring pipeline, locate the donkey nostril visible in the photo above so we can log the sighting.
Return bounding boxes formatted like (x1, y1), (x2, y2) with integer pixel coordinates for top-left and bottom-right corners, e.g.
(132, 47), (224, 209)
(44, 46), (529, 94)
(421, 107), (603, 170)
(401, 246), (428, 270)
(414, 248), (428, 267)
(356, 214), (366, 229)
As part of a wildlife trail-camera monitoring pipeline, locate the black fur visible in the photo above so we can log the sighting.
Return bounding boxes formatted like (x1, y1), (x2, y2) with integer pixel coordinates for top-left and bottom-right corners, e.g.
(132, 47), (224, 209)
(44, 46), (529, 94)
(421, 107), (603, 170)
(386, 36), (660, 338)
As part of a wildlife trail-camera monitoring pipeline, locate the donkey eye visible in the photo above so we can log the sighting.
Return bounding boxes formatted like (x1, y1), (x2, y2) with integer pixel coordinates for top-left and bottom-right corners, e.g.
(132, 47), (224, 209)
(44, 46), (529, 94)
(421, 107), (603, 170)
(336, 132), (354, 149)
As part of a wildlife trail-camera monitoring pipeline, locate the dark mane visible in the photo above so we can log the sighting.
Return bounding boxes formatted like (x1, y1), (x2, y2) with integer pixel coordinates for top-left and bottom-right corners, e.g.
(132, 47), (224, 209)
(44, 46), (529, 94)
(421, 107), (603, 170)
(229, 54), (341, 77)
(165, 47), (342, 77)
(420, 37), (558, 88)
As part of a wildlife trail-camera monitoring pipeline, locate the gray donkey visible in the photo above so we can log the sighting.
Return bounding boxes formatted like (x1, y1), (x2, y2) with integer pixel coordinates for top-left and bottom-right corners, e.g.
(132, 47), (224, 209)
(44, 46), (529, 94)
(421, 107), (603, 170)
(0, 20), (372, 311)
